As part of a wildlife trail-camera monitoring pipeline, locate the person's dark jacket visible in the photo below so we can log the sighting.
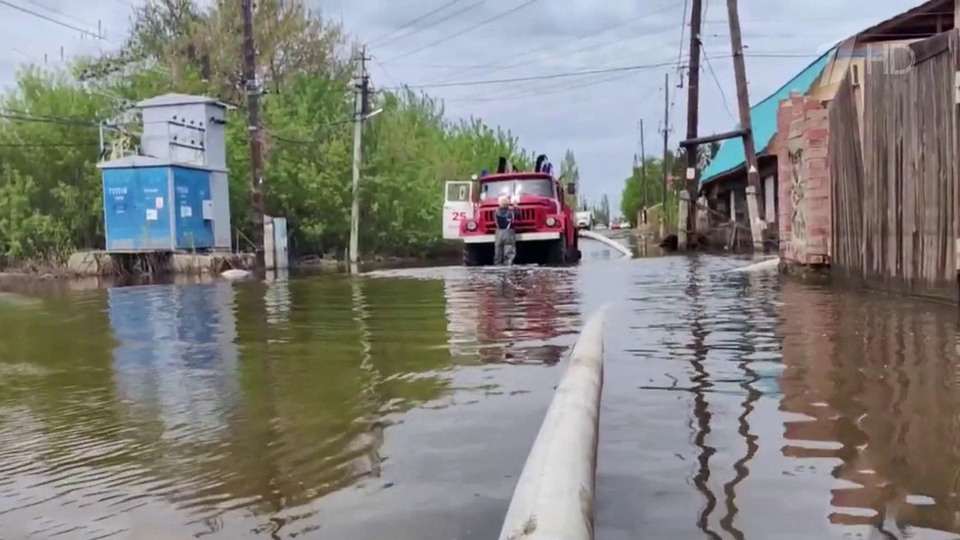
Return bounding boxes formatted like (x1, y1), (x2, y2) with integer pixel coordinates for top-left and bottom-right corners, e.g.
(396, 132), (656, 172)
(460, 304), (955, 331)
(495, 207), (519, 230)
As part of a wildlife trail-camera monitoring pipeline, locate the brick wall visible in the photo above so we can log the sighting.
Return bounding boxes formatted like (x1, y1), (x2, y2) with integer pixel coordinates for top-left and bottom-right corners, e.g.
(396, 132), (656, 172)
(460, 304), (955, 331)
(776, 92), (831, 265)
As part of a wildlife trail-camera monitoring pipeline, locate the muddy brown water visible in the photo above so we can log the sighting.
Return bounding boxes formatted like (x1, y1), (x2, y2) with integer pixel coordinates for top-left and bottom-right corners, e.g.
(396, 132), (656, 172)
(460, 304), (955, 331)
(1, 243), (959, 539)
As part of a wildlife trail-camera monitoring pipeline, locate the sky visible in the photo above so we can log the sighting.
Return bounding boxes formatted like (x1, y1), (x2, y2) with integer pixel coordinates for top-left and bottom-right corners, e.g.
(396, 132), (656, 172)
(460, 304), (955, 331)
(0, 0), (925, 216)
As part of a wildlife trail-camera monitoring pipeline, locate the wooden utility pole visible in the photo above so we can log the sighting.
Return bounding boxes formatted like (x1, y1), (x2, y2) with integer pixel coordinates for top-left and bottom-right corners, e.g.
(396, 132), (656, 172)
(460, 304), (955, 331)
(349, 47), (370, 272)
(241, 0), (265, 269)
(661, 72), (670, 240)
(682, 0), (704, 250)
(726, 0), (764, 251)
(640, 119), (647, 224)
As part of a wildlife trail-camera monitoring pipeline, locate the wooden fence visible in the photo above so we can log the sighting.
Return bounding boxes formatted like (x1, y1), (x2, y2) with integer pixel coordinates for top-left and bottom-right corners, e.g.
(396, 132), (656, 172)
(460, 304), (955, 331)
(829, 30), (960, 300)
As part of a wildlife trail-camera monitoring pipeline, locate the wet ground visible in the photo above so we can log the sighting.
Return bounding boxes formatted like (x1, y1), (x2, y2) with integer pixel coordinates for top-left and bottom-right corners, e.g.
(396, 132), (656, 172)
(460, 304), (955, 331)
(1, 242), (959, 539)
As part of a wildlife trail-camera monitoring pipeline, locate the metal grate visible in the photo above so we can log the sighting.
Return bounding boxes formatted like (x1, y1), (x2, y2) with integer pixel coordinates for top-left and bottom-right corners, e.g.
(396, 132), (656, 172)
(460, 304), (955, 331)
(481, 207), (541, 233)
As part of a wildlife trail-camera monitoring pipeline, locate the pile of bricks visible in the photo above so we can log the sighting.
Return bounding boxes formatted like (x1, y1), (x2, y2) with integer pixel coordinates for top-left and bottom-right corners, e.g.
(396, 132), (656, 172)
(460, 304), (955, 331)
(775, 92), (831, 266)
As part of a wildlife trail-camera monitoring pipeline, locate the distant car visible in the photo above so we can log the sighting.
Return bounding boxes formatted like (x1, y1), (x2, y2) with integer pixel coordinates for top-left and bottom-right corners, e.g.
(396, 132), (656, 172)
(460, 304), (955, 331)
(610, 221), (621, 230)
(575, 211), (594, 230)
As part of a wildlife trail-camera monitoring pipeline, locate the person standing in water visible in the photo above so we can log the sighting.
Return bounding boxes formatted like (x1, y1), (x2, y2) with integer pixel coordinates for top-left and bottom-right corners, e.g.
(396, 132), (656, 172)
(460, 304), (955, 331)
(494, 195), (518, 265)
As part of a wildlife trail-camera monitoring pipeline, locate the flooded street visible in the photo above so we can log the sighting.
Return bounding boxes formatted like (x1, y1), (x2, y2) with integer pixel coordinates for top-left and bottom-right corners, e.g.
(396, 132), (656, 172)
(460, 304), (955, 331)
(1, 244), (959, 539)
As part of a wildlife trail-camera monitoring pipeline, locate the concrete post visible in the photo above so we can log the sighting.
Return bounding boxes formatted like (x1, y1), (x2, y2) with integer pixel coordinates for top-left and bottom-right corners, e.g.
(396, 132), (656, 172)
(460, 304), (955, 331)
(746, 185), (764, 251)
(678, 191), (690, 250)
(499, 310), (605, 540)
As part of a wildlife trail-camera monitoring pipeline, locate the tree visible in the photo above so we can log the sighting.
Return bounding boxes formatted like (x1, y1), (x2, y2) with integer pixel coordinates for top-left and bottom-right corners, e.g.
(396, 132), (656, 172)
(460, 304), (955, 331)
(559, 149), (579, 210)
(594, 194), (610, 226)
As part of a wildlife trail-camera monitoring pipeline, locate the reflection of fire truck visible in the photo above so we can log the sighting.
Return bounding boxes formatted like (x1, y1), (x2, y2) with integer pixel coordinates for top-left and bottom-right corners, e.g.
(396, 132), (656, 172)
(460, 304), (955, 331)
(442, 268), (581, 365)
(443, 155), (580, 266)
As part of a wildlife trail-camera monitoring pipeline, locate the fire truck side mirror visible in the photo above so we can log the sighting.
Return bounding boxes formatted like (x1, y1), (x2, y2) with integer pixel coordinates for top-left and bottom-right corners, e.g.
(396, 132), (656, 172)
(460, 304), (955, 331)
(566, 182), (577, 196)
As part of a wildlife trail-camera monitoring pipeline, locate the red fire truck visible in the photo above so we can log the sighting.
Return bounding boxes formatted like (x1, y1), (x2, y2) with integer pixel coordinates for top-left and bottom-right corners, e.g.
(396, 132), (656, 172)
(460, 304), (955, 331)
(442, 155), (581, 266)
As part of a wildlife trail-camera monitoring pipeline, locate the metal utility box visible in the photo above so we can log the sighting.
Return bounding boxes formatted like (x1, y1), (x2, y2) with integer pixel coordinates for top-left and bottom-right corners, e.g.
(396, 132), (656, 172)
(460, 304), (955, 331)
(98, 93), (232, 252)
(99, 156), (229, 251)
(137, 93), (227, 170)
(264, 216), (289, 270)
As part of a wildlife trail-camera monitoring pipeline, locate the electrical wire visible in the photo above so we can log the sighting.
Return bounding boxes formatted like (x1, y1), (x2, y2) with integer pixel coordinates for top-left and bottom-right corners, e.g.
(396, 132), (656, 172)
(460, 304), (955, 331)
(426, 1), (685, 85)
(385, 0), (537, 64)
(0, 142), (97, 147)
(376, 0), (486, 52)
(699, 0), (735, 123)
(386, 52), (815, 92)
(701, 44), (736, 122)
(445, 36), (694, 102)
(0, 112), (100, 127)
(371, 55), (400, 89)
(0, 0), (110, 41)
(20, 0), (99, 33)
(676, 0), (689, 69)
(386, 59), (692, 90)
(366, 0), (466, 47)
(448, 71), (662, 104)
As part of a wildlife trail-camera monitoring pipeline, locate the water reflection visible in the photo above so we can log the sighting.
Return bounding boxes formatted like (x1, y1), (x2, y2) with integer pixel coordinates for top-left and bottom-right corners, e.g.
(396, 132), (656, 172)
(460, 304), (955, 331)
(438, 268), (581, 365)
(5, 255), (960, 539)
(0, 274), (466, 537)
(778, 281), (960, 538)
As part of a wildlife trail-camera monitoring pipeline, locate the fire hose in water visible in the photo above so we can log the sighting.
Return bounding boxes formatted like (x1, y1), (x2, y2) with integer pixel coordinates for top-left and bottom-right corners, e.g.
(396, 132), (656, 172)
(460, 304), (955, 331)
(499, 309), (606, 540)
(578, 230), (633, 258)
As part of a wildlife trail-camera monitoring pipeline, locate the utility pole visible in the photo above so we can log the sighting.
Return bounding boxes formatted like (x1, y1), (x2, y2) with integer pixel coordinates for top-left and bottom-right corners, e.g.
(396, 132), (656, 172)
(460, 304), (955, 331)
(661, 72), (670, 240)
(726, 0), (764, 251)
(640, 119), (647, 225)
(955, 0), (960, 34)
(682, 0), (704, 251)
(349, 47), (370, 272)
(241, 0), (265, 269)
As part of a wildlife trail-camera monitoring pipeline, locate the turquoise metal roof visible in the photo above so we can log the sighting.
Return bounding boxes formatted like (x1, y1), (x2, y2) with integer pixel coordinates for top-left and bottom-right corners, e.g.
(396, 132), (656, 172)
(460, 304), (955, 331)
(700, 48), (837, 185)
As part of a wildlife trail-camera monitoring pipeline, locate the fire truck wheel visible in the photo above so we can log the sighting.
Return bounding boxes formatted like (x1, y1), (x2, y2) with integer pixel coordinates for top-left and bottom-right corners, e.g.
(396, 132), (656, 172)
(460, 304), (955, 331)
(463, 244), (487, 266)
(545, 239), (565, 265)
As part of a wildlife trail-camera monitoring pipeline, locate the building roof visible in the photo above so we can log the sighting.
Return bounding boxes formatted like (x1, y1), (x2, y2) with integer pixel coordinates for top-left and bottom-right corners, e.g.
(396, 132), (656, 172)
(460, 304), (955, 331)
(855, 0), (953, 43)
(136, 93), (227, 109)
(700, 0), (952, 187)
(700, 48), (837, 186)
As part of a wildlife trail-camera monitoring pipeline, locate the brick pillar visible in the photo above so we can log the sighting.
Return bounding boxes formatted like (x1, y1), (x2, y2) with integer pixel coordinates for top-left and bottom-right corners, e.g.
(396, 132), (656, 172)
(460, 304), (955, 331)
(776, 92), (831, 266)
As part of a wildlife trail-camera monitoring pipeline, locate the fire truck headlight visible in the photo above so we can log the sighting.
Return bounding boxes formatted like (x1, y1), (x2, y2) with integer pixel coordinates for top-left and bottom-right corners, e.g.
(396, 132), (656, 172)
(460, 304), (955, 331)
(466, 220), (478, 231)
(546, 216), (558, 227)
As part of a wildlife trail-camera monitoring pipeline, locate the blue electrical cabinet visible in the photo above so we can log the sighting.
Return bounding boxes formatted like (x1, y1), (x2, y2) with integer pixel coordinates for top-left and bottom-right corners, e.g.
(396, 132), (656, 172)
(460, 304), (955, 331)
(99, 156), (218, 252)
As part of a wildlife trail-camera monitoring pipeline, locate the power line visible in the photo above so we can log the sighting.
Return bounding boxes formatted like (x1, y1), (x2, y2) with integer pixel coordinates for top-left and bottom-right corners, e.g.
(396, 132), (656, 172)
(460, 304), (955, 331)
(0, 142), (97, 148)
(385, 52), (814, 91)
(387, 59), (690, 90)
(385, 0), (537, 64)
(20, 0), (99, 33)
(676, 0), (689, 68)
(367, 0), (465, 47)
(446, 36), (692, 101)
(449, 72), (662, 105)
(0, 0), (109, 41)
(0, 112), (100, 127)
(702, 45), (735, 122)
(377, 0), (486, 51)
(426, 1), (685, 85)
(371, 55), (400, 89)
(700, 0), (734, 123)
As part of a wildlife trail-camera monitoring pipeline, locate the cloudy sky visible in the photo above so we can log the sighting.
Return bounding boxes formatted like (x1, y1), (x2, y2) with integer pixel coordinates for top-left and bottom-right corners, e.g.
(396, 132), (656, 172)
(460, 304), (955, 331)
(0, 0), (923, 215)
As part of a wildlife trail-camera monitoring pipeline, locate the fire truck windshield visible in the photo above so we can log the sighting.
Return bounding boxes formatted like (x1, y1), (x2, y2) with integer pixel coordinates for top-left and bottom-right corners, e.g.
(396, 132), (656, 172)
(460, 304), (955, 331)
(480, 179), (554, 200)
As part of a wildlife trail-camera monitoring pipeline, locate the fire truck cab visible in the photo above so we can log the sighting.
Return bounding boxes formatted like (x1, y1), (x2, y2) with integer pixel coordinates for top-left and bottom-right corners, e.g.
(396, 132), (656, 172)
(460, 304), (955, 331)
(443, 155), (581, 266)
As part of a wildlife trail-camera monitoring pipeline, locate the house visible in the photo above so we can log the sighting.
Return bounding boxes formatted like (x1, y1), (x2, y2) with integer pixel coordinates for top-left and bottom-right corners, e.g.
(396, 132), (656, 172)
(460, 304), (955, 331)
(699, 0), (954, 246)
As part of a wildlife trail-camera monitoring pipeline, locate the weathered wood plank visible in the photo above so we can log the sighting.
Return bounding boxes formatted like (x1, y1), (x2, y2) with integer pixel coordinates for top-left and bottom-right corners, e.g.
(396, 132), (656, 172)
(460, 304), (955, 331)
(830, 29), (959, 301)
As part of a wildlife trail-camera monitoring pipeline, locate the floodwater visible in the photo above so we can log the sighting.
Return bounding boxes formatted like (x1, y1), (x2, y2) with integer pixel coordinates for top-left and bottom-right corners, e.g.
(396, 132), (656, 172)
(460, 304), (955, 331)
(0, 243), (959, 540)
